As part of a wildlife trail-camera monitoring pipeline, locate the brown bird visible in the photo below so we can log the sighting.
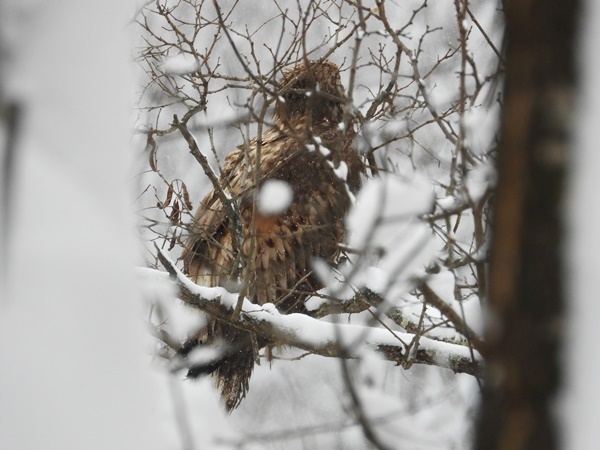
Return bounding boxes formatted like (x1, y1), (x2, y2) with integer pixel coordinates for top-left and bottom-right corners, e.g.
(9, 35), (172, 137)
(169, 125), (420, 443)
(181, 60), (364, 411)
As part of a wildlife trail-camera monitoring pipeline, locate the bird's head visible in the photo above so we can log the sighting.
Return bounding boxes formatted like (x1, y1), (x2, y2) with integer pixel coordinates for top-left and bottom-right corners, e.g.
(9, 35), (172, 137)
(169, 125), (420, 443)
(273, 61), (347, 124)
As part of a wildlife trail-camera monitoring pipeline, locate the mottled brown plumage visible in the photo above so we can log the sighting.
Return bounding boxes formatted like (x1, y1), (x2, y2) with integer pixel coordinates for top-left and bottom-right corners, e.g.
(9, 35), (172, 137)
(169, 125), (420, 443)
(181, 61), (364, 411)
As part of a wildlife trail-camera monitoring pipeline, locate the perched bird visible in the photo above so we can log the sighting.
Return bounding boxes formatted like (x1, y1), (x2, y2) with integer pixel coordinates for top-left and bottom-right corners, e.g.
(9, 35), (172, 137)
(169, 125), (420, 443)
(181, 60), (364, 411)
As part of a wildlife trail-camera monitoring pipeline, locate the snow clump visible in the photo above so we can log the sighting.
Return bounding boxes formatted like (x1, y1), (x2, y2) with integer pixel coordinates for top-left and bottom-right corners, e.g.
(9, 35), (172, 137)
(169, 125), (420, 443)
(257, 179), (293, 214)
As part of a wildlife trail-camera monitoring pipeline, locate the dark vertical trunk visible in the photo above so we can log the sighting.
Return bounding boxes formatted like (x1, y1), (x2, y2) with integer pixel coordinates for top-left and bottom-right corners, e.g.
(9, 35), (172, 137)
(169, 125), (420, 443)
(475, 1), (579, 448)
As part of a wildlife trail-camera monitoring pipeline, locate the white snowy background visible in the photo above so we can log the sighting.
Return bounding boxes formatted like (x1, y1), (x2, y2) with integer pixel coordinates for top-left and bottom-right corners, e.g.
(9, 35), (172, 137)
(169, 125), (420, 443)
(0, 1), (166, 449)
(0, 0), (597, 449)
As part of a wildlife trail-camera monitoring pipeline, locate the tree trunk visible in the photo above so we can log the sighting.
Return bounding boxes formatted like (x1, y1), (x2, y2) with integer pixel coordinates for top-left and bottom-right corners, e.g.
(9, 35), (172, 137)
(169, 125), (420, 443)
(475, 1), (579, 448)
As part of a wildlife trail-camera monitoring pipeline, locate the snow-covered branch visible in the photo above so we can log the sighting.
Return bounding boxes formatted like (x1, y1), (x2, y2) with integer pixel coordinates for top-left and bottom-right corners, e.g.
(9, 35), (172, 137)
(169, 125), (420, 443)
(154, 247), (482, 377)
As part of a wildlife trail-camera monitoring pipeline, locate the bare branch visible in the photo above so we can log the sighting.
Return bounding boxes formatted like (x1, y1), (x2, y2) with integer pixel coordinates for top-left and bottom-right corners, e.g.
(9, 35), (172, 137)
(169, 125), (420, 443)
(172, 116), (242, 254)
(154, 246), (483, 377)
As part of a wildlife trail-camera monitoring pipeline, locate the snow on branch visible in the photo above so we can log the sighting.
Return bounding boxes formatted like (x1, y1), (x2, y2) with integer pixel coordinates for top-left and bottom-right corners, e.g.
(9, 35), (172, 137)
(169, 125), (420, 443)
(154, 247), (483, 377)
